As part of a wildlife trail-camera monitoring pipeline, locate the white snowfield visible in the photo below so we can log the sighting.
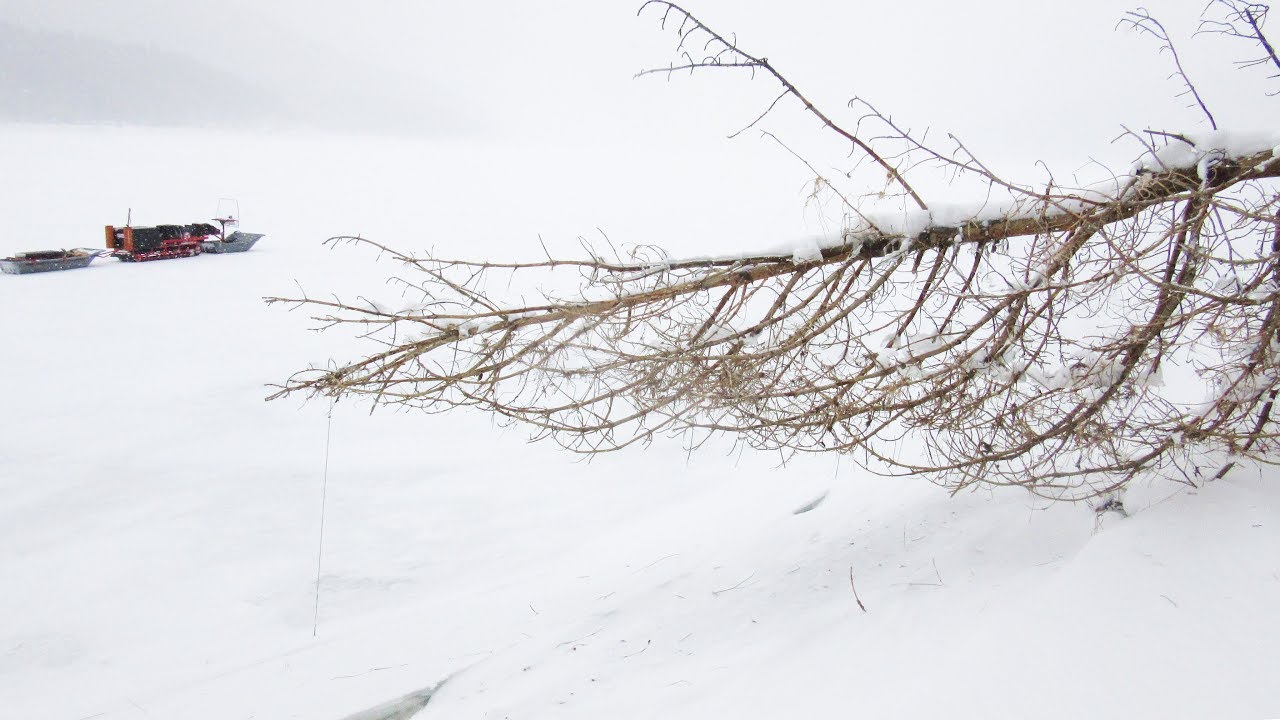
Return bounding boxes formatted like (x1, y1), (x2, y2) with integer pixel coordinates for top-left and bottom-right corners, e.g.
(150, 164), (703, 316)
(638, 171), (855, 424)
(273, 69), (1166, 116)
(0, 126), (1277, 720)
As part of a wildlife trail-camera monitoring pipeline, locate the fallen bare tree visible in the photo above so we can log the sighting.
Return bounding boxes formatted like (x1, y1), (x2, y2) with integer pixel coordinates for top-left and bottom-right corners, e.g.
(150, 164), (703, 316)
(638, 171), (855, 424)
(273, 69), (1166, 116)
(270, 1), (1280, 501)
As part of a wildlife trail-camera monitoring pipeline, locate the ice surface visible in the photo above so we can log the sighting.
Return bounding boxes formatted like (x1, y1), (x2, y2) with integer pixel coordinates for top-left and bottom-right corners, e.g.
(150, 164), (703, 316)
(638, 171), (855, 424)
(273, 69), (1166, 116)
(0, 126), (1277, 720)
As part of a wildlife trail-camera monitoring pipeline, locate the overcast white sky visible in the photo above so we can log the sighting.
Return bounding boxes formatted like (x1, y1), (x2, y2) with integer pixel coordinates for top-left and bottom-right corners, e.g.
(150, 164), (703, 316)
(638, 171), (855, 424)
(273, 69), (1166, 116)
(2, 1), (1269, 177)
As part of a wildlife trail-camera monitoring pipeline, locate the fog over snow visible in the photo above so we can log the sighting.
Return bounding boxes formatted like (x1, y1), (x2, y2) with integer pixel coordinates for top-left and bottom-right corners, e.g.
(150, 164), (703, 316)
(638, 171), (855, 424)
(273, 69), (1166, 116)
(3, 0), (1260, 155)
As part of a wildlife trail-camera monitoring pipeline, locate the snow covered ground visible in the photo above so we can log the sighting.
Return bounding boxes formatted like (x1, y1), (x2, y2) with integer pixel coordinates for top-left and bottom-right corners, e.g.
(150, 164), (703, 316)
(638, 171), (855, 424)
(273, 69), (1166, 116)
(1, 125), (1277, 719)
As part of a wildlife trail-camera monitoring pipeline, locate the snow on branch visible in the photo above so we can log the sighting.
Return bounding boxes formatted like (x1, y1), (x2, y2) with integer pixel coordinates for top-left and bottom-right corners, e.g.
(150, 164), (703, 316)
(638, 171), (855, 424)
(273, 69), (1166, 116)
(271, 3), (1280, 501)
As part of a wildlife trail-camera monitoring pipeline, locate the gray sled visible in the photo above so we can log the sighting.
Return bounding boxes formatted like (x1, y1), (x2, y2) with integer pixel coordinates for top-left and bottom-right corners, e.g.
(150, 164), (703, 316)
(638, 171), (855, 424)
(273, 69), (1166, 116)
(0, 248), (106, 275)
(201, 231), (265, 254)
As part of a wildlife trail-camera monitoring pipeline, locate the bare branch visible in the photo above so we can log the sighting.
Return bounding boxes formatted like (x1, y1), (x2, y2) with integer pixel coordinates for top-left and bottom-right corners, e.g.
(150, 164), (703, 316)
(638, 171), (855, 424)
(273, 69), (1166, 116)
(635, 1), (930, 212)
(1200, 0), (1280, 91)
(1121, 8), (1219, 128)
(271, 2), (1280, 501)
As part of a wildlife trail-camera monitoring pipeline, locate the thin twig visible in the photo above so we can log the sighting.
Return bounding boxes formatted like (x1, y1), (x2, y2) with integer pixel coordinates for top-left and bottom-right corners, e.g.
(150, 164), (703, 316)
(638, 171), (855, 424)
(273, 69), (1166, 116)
(712, 571), (756, 595)
(849, 567), (867, 612)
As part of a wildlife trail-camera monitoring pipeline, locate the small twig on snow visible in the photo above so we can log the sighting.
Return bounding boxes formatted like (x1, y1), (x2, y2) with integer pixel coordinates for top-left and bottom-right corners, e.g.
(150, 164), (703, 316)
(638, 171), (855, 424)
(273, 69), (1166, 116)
(849, 567), (868, 612)
(712, 571), (756, 595)
(622, 639), (652, 658)
(556, 628), (603, 648)
(633, 553), (680, 573)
